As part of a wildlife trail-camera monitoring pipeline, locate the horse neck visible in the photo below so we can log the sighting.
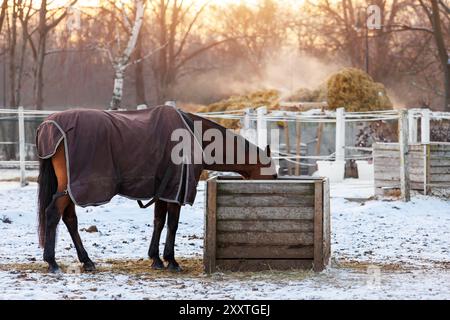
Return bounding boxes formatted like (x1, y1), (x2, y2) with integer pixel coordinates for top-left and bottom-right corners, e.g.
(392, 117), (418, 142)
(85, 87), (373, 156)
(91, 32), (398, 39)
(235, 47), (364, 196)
(188, 114), (260, 176)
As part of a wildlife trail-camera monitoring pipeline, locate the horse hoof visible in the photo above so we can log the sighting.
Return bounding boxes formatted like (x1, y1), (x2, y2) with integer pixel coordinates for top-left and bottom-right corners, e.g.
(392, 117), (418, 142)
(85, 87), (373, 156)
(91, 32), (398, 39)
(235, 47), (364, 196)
(167, 262), (182, 273)
(83, 261), (96, 272)
(151, 259), (164, 270)
(47, 264), (61, 274)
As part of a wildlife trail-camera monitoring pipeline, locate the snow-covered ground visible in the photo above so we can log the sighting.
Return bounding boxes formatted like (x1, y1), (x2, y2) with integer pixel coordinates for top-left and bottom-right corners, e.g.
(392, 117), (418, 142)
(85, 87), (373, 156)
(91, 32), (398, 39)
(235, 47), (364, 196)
(0, 176), (450, 299)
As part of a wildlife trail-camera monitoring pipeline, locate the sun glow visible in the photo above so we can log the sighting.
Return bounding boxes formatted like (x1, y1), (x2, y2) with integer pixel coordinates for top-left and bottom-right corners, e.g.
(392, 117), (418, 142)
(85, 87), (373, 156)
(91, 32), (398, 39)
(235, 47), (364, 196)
(49, 0), (302, 9)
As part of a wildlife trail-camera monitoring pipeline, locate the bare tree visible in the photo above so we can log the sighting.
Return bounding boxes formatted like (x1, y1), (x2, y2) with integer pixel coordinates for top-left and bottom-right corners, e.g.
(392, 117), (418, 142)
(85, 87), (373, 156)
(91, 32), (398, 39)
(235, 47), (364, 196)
(0, 0), (7, 33)
(427, 0), (449, 111)
(220, 0), (287, 77)
(24, 0), (77, 109)
(387, 0), (449, 110)
(150, 0), (234, 103)
(95, 0), (147, 109)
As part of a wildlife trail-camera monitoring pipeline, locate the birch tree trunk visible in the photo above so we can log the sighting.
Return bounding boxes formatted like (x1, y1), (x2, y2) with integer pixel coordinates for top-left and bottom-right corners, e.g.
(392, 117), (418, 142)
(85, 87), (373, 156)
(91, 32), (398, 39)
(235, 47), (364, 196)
(109, 0), (145, 110)
(134, 32), (147, 105)
(110, 66), (125, 110)
(9, 1), (18, 108)
(34, 2), (47, 110)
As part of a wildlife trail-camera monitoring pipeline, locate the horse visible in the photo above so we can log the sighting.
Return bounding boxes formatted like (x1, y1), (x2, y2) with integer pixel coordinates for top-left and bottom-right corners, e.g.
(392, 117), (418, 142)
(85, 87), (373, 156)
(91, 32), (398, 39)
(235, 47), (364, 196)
(36, 105), (277, 273)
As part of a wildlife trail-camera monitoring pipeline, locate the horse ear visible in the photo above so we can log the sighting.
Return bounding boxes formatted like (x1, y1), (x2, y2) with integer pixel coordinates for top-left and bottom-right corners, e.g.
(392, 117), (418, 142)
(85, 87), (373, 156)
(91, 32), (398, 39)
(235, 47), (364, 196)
(265, 145), (271, 157)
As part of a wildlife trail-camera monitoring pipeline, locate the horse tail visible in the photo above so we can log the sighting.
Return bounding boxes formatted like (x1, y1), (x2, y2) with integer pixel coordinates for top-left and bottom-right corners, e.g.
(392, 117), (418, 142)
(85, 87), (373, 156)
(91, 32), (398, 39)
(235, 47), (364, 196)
(38, 158), (57, 247)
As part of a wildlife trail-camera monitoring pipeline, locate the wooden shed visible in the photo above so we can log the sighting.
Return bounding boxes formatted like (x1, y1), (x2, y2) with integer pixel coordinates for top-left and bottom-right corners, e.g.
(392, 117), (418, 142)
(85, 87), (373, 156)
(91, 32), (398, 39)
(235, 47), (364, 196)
(373, 142), (450, 197)
(204, 177), (330, 273)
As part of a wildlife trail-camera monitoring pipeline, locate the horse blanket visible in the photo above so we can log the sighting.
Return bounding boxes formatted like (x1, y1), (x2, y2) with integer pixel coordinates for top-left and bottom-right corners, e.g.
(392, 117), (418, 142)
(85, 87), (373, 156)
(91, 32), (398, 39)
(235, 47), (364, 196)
(36, 106), (203, 207)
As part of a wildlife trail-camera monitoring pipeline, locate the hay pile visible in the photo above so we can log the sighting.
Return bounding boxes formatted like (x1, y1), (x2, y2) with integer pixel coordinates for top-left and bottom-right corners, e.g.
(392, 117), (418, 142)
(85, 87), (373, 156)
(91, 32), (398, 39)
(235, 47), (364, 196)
(326, 68), (393, 111)
(286, 85), (327, 103)
(197, 90), (280, 129)
(196, 68), (393, 128)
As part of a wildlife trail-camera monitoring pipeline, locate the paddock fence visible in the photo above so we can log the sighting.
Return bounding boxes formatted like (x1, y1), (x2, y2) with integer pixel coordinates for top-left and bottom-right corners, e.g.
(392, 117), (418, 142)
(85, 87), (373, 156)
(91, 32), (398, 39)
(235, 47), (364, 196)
(1, 106), (450, 200)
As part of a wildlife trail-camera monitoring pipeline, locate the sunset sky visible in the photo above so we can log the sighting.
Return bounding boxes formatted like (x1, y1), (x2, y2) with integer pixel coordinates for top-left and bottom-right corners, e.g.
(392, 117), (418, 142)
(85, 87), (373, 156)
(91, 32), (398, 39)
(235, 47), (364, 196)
(48, 0), (302, 9)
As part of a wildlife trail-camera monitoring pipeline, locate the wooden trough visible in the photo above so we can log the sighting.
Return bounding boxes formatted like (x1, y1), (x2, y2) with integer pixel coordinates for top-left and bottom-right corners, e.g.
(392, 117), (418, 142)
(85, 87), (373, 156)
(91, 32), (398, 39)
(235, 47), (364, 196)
(373, 142), (450, 197)
(204, 176), (330, 273)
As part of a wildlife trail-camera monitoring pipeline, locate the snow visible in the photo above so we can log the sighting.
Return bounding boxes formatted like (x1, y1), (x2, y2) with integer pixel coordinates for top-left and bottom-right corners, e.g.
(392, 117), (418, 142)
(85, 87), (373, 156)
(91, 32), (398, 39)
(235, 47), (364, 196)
(0, 173), (450, 300)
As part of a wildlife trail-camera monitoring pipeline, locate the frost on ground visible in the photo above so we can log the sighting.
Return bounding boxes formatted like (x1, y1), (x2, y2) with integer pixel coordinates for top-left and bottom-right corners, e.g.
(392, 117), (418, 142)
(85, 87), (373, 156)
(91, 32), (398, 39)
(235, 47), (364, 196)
(0, 178), (450, 299)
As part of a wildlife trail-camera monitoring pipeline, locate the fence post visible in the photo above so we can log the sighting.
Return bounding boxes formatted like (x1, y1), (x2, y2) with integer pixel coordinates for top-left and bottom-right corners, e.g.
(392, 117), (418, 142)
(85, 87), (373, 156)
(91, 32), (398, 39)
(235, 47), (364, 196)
(408, 110), (418, 143)
(421, 109), (431, 194)
(18, 107), (28, 187)
(256, 106), (267, 149)
(399, 109), (410, 202)
(242, 108), (256, 145)
(335, 108), (345, 162)
(421, 108), (430, 144)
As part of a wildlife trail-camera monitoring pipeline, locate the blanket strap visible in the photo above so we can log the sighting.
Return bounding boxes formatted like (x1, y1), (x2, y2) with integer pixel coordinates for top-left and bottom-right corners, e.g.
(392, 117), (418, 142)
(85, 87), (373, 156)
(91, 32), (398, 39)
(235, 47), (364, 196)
(137, 167), (173, 209)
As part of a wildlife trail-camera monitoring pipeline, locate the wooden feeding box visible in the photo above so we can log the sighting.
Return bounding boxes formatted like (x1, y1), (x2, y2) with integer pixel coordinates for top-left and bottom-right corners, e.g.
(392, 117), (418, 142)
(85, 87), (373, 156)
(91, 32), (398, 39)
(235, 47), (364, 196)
(204, 176), (330, 273)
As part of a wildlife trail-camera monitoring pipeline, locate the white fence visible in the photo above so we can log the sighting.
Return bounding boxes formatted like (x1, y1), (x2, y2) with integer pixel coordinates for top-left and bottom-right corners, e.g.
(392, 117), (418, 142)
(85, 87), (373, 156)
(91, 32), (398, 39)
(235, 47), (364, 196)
(1, 106), (449, 195)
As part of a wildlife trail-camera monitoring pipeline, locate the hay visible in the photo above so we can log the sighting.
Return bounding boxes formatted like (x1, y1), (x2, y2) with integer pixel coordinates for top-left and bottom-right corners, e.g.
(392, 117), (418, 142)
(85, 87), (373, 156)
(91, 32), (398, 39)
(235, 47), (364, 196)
(198, 90), (281, 129)
(0, 258), (205, 278)
(327, 68), (393, 111)
(196, 68), (393, 122)
(286, 85), (327, 103)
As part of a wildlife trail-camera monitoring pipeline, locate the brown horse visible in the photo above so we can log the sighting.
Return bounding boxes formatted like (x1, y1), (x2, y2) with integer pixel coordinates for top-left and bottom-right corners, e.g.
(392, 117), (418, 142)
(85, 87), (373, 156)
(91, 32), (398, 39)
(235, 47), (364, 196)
(37, 109), (277, 273)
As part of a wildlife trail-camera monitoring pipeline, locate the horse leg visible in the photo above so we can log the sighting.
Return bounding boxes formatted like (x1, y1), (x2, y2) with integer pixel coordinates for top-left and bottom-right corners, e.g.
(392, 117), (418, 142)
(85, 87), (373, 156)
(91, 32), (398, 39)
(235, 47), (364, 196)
(43, 193), (68, 273)
(62, 202), (95, 272)
(42, 143), (68, 273)
(148, 200), (167, 269)
(163, 203), (181, 272)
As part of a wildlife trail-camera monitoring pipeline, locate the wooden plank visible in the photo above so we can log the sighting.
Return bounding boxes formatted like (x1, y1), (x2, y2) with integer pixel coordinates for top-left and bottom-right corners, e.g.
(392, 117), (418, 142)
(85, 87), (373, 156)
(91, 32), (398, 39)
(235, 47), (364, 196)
(429, 174), (450, 182)
(374, 174), (423, 182)
(373, 143), (399, 151)
(217, 245), (314, 259)
(429, 151), (450, 158)
(373, 143), (423, 151)
(375, 181), (423, 190)
(374, 173), (424, 182)
(375, 167), (423, 176)
(204, 178), (217, 273)
(322, 179), (331, 266)
(217, 220), (314, 233)
(217, 206), (314, 220)
(217, 182), (314, 195)
(313, 180), (324, 271)
(373, 151), (423, 160)
(216, 194), (315, 207)
(430, 166), (450, 174)
(215, 259), (314, 272)
(430, 159), (450, 166)
(430, 144), (450, 151)
(217, 232), (314, 246)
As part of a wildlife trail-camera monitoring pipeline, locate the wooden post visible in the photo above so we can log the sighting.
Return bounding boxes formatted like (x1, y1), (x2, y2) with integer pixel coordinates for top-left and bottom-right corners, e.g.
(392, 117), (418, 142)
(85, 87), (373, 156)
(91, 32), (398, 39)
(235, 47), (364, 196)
(204, 178), (217, 273)
(242, 108), (256, 145)
(408, 110), (418, 144)
(421, 109), (431, 194)
(313, 180), (324, 272)
(335, 108), (345, 162)
(424, 144), (431, 195)
(295, 116), (302, 176)
(256, 106), (267, 149)
(284, 117), (292, 175)
(18, 107), (28, 187)
(421, 108), (430, 144)
(399, 110), (411, 202)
